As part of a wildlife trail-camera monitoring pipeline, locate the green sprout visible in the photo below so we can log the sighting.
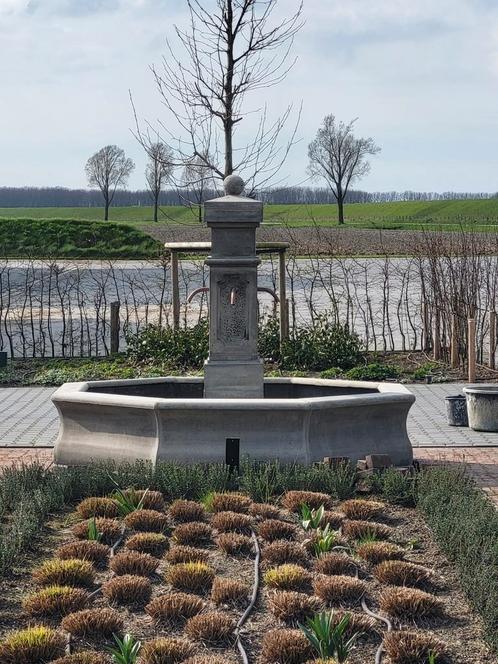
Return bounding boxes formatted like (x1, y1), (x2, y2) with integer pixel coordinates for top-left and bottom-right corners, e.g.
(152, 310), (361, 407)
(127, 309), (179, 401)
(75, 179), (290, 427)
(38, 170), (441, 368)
(300, 503), (325, 531)
(106, 633), (141, 664)
(87, 517), (103, 542)
(313, 524), (339, 556)
(107, 474), (148, 516)
(299, 611), (361, 661)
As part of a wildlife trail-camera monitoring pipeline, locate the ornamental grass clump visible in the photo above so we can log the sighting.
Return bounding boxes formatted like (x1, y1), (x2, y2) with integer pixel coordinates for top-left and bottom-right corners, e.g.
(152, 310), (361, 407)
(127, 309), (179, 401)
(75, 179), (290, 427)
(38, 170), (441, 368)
(110, 550), (159, 577)
(185, 611), (235, 645)
(183, 657), (226, 664)
(169, 499), (206, 523)
(0, 625), (66, 664)
(262, 540), (310, 567)
(340, 499), (385, 521)
(282, 491), (333, 512)
(320, 511), (344, 530)
(72, 517), (121, 544)
(269, 591), (322, 624)
(261, 628), (313, 663)
(342, 520), (392, 541)
(216, 532), (252, 555)
(146, 592), (204, 625)
(379, 587), (442, 618)
(102, 574), (152, 606)
(249, 502), (282, 520)
(208, 492), (252, 514)
(383, 630), (447, 663)
(61, 607), (124, 637)
(167, 561), (215, 593)
(166, 545), (209, 565)
(331, 610), (377, 635)
(56, 540), (110, 567)
(124, 509), (169, 533)
(211, 510), (253, 533)
(313, 575), (367, 605)
(173, 521), (212, 545)
(264, 564), (311, 591)
(33, 558), (95, 587)
(373, 560), (432, 588)
(314, 553), (356, 577)
(77, 496), (119, 519)
(126, 532), (169, 556)
(123, 489), (165, 511)
(300, 611), (362, 662)
(138, 637), (194, 664)
(259, 518), (296, 542)
(52, 652), (110, 664)
(211, 577), (249, 606)
(23, 585), (89, 617)
(356, 541), (404, 564)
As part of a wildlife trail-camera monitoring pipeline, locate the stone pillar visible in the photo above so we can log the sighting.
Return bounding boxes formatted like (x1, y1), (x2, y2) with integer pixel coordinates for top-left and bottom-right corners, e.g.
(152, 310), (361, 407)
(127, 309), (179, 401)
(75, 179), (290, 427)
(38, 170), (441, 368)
(204, 175), (264, 398)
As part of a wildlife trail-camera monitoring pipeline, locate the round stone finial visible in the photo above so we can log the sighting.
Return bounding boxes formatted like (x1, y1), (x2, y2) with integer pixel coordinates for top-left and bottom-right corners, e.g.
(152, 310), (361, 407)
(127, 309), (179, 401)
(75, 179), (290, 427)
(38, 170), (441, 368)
(224, 174), (245, 196)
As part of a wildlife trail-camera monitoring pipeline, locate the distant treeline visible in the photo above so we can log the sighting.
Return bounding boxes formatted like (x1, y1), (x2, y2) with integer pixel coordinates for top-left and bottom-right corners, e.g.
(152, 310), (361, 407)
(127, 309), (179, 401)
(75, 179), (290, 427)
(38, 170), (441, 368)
(0, 186), (495, 208)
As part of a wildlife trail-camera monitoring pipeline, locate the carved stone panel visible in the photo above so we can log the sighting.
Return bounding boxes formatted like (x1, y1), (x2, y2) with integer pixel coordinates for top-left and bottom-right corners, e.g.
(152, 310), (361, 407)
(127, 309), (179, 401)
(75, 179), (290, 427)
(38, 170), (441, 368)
(217, 274), (249, 344)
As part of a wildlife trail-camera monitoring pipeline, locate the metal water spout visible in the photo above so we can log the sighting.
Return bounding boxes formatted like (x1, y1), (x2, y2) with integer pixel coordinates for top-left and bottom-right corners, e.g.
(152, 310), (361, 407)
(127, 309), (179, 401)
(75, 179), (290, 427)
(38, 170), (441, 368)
(230, 288), (237, 306)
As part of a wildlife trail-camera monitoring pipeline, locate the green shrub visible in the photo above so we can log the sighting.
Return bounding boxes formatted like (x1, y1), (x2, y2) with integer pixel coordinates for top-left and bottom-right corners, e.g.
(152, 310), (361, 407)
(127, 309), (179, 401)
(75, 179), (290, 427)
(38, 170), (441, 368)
(344, 362), (400, 381)
(369, 468), (416, 507)
(320, 367), (342, 379)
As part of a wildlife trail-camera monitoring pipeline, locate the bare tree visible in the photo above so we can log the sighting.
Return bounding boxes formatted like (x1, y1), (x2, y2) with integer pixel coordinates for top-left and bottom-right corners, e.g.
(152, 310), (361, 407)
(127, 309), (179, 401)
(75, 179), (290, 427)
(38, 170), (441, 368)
(135, 0), (303, 194)
(308, 116), (381, 225)
(181, 154), (217, 223)
(85, 145), (135, 221)
(146, 142), (173, 222)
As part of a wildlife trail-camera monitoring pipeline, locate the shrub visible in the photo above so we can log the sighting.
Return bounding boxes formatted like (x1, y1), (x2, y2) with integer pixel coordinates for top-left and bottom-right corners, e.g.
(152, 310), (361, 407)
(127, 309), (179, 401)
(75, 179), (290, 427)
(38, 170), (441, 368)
(169, 499), (206, 523)
(211, 510), (253, 533)
(72, 517), (121, 544)
(340, 499), (384, 521)
(209, 492), (252, 513)
(0, 626), (66, 664)
(371, 468), (416, 507)
(126, 532), (169, 556)
(110, 550), (159, 576)
(282, 491), (332, 512)
(313, 575), (367, 605)
(344, 362), (400, 381)
(342, 520), (392, 540)
(185, 611), (235, 645)
(146, 592), (204, 625)
(262, 540), (309, 567)
(56, 540), (110, 567)
(166, 545), (209, 565)
(23, 585), (89, 617)
(52, 652), (110, 664)
(269, 591), (322, 624)
(102, 574), (152, 605)
(76, 496), (119, 519)
(138, 637), (194, 664)
(382, 630), (447, 663)
(33, 558), (94, 587)
(379, 587), (442, 618)
(260, 628), (313, 663)
(356, 541), (404, 564)
(373, 560), (432, 588)
(320, 511), (344, 530)
(249, 502), (282, 520)
(259, 518), (296, 542)
(314, 553), (356, 577)
(264, 564), (311, 591)
(211, 577), (249, 606)
(217, 532), (253, 555)
(61, 607), (124, 637)
(124, 509), (169, 533)
(173, 521), (212, 546)
(167, 561), (215, 593)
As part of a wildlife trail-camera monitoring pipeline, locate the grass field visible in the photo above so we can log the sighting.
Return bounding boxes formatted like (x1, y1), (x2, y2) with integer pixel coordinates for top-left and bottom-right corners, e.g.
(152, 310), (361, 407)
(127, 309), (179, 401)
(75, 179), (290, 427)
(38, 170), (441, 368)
(1, 198), (498, 230)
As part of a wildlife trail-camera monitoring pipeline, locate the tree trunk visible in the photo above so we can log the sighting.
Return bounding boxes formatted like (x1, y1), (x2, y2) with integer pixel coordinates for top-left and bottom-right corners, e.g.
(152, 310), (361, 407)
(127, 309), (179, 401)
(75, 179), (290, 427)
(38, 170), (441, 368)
(337, 196), (345, 225)
(154, 195), (158, 223)
(104, 198), (109, 221)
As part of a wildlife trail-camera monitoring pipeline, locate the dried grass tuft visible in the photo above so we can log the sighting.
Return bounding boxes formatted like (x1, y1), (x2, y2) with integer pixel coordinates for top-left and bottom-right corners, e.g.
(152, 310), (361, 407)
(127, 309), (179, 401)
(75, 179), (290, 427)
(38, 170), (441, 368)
(183, 657), (226, 664)
(72, 517), (121, 544)
(173, 521), (212, 545)
(383, 630), (448, 663)
(146, 592), (204, 625)
(102, 574), (152, 606)
(313, 553), (356, 576)
(110, 550), (159, 577)
(76, 496), (119, 519)
(211, 510), (253, 534)
(373, 560), (432, 588)
(211, 577), (249, 606)
(356, 541), (404, 564)
(249, 502), (282, 520)
(61, 607), (123, 637)
(210, 492), (252, 514)
(312, 575), (367, 605)
(32, 558), (94, 587)
(166, 545), (209, 565)
(216, 532), (252, 555)
(330, 610), (378, 635)
(23, 586), (89, 617)
(167, 561), (215, 594)
(169, 499), (206, 523)
(264, 564), (311, 591)
(268, 591), (322, 624)
(261, 628), (313, 663)
(185, 611), (235, 645)
(262, 540), (309, 567)
(379, 587), (442, 618)
(320, 511), (344, 529)
(0, 626), (66, 664)
(125, 532), (169, 556)
(259, 519), (296, 542)
(124, 509), (169, 533)
(56, 540), (110, 567)
(342, 519), (392, 540)
(139, 637), (194, 664)
(52, 652), (110, 664)
(122, 489), (165, 512)
(281, 491), (332, 512)
(341, 499), (385, 520)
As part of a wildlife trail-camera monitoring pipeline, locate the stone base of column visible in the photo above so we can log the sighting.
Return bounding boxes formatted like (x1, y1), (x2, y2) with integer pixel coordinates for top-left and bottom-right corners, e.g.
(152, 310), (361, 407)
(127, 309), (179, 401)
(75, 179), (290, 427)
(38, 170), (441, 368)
(204, 359), (264, 399)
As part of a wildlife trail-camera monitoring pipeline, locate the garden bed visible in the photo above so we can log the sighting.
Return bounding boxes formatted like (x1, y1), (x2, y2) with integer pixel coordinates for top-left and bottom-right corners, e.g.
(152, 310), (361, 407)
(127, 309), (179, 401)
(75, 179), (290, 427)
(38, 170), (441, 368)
(0, 462), (495, 664)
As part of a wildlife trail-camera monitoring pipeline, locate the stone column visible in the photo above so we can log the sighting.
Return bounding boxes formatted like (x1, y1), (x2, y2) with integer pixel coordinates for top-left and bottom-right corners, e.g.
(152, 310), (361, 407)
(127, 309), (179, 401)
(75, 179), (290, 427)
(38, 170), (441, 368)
(204, 175), (264, 398)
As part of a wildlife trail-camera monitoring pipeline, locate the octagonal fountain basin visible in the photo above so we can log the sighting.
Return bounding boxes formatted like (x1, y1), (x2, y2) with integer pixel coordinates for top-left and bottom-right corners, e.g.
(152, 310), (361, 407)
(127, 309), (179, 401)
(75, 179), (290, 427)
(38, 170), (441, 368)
(52, 377), (415, 467)
(463, 384), (498, 432)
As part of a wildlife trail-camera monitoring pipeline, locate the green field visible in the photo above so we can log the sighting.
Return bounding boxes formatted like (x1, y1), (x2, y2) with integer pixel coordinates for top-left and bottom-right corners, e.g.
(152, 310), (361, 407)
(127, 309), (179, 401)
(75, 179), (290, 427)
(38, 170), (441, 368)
(1, 198), (498, 230)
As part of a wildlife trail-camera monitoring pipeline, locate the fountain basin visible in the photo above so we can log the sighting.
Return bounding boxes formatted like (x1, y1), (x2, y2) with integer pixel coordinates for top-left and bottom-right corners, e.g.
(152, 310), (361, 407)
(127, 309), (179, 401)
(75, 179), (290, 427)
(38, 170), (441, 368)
(52, 377), (414, 466)
(463, 384), (498, 431)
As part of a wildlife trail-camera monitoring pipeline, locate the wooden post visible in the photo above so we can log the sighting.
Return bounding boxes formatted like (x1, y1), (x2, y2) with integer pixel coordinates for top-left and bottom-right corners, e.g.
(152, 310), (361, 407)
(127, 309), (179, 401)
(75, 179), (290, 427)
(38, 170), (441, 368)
(468, 318), (476, 383)
(490, 310), (496, 370)
(110, 301), (120, 354)
(279, 249), (289, 342)
(450, 313), (459, 369)
(171, 250), (180, 330)
(433, 308), (441, 361)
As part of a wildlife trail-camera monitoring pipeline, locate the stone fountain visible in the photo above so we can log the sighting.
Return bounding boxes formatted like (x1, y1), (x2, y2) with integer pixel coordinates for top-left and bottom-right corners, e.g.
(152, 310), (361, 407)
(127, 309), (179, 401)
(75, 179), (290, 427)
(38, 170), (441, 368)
(53, 176), (415, 467)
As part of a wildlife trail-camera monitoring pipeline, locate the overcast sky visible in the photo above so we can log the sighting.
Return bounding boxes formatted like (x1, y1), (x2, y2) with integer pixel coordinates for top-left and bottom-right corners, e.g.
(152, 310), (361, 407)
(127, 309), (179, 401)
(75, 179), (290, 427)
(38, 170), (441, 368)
(1, 0), (498, 192)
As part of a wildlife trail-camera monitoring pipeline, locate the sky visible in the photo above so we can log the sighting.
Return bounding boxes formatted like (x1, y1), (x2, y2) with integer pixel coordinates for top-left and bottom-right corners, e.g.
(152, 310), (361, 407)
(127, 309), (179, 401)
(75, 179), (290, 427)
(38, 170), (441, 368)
(1, 0), (498, 193)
